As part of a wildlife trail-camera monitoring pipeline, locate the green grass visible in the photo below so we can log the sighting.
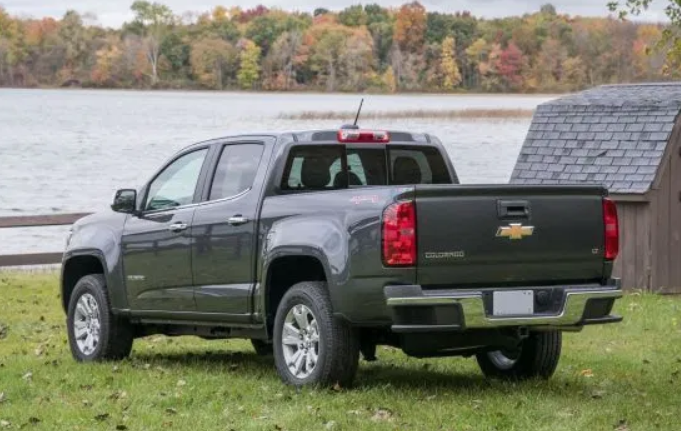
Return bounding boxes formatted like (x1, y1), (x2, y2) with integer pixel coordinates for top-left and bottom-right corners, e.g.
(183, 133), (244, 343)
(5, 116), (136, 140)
(1, 273), (680, 431)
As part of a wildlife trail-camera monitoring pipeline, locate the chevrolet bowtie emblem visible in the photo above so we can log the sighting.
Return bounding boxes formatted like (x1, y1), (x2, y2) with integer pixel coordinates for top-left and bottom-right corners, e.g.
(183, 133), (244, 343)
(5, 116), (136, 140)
(496, 223), (534, 240)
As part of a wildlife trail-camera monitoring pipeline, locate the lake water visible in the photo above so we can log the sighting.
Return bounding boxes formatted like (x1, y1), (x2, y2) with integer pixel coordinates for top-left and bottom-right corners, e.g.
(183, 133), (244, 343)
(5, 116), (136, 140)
(0, 89), (554, 254)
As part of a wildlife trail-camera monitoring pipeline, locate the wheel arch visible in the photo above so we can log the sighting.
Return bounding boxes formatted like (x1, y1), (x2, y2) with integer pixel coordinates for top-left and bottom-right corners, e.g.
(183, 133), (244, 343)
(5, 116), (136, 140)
(61, 250), (110, 313)
(261, 252), (332, 335)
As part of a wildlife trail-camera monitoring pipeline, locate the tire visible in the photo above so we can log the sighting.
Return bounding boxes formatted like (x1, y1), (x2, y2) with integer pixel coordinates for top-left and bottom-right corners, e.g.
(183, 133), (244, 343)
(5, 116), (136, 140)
(251, 339), (273, 356)
(476, 331), (562, 380)
(67, 274), (134, 362)
(273, 281), (359, 387)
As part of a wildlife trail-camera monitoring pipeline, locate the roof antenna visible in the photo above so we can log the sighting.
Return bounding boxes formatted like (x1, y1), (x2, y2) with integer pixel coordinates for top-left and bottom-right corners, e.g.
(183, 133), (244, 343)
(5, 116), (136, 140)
(353, 98), (364, 126)
(342, 99), (363, 130)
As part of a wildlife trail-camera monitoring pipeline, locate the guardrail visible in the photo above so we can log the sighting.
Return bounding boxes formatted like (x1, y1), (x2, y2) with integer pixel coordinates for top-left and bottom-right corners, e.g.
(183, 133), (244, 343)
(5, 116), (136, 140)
(0, 213), (91, 267)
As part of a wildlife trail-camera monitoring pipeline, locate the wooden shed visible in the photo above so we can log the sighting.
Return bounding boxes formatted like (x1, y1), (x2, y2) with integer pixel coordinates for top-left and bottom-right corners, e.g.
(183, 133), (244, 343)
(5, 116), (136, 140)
(510, 83), (681, 293)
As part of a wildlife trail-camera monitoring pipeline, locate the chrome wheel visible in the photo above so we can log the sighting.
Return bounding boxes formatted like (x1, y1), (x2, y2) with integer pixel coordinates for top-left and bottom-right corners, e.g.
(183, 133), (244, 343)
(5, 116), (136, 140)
(281, 304), (320, 379)
(487, 350), (519, 370)
(73, 293), (101, 355)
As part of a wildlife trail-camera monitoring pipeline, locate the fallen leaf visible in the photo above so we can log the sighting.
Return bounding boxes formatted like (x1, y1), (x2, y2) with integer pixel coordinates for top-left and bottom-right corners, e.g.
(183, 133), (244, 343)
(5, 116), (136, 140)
(109, 391), (127, 401)
(34, 347), (44, 357)
(116, 425), (128, 430)
(579, 369), (594, 378)
(332, 383), (342, 392)
(94, 413), (110, 422)
(177, 379), (187, 387)
(112, 366), (120, 373)
(22, 372), (33, 381)
(165, 408), (177, 415)
(346, 410), (361, 416)
(0, 420), (10, 428)
(325, 420), (337, 429)
(371, 408), (393, 422)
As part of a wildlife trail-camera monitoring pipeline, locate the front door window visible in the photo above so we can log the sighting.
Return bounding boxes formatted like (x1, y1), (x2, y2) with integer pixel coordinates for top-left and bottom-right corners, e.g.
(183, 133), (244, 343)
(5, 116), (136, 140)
(145, 149), (208, 211)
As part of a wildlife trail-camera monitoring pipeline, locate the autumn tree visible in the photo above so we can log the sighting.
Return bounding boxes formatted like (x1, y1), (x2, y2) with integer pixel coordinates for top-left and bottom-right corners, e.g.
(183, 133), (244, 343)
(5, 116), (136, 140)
(91, 36), (124, 86)
(394, 2), (426, 54)
(440, 36), (462, 90)
(262, 31), (302, 90)
(190, 37), (237, 89)
(128, 1), (174, 84)
(496, 42), (526, 91)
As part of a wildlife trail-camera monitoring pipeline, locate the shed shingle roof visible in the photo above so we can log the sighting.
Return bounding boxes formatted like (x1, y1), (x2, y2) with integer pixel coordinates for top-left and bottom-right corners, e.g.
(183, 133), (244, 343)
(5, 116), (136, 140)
(510, 83), (681, 194)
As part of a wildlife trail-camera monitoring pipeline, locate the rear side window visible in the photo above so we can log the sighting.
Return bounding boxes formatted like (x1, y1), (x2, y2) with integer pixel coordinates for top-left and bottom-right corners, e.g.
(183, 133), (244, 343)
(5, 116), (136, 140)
(209, 143), (264, 200)
(283, 146), (343, 190)
(280, 145), (451, 192)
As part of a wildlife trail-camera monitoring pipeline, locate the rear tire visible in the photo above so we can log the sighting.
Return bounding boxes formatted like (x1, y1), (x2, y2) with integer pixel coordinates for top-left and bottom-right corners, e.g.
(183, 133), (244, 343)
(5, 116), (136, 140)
(67, 274), (133, 362)
(273, 281), (359, 387)
(476, 331), (562, 380)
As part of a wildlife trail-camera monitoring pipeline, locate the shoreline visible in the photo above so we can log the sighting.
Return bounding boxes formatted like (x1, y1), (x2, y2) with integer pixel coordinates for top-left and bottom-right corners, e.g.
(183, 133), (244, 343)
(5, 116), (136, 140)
(0, 86), (565, 98)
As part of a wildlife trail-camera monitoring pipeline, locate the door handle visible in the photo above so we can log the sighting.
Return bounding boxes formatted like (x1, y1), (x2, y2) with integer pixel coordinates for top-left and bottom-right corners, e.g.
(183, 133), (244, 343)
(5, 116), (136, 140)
(227, 215), (249, 226)
(168, 222), (188, 232)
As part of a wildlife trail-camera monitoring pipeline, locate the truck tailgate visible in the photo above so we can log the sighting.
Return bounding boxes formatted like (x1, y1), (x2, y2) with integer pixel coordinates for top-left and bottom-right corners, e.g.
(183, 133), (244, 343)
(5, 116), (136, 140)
(414, 185), (606, 287)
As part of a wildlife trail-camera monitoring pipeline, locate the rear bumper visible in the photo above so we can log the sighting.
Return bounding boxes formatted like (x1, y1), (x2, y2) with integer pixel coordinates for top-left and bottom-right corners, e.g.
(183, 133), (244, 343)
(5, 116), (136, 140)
(385, 280), (623, 333)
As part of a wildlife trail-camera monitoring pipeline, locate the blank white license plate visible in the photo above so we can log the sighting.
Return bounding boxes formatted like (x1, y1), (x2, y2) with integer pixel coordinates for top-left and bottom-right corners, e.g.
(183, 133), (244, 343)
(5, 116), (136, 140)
(493, 290), (534, 316)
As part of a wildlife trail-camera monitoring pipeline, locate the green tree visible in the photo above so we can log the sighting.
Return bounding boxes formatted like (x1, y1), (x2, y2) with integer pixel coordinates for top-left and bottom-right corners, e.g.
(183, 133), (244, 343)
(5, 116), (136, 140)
(58, 11), (87, 80)
(339, 5), (368, 27)
(129, 1), (174, 84)
(441, 36), (462, 90)
(245, 11), (310, 56)
(237, 39), (261, 89)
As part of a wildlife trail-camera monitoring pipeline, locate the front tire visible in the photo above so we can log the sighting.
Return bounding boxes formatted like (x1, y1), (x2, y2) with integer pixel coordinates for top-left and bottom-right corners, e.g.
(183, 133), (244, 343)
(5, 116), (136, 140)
(273, 281), (359, 387)
(67, 274), (133, 362)
(476, 331), (562, 380)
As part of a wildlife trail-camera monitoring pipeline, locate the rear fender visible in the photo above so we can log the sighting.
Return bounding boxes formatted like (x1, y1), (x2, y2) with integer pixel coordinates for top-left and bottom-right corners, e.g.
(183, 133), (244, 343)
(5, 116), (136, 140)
(259, 216), (347, 311)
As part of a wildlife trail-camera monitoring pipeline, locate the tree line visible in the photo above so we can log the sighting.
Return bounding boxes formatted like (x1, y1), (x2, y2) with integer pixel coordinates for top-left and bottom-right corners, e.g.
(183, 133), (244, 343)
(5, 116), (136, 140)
(0, 1), (674, 93)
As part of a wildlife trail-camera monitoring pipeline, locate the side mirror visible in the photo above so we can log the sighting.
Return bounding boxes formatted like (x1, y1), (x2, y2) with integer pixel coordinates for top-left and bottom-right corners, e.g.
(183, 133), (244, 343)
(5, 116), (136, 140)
(111, 189), (137, 214)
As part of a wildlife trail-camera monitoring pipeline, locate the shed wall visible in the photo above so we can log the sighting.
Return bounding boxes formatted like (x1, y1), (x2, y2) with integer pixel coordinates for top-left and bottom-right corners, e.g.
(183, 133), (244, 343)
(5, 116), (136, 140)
(650, 116), (681, 293)
(612, 201), (651, 290)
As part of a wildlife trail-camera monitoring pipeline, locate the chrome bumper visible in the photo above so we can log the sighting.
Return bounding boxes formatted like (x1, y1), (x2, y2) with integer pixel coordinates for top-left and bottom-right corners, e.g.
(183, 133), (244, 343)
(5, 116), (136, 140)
(385, 283), (623, 332)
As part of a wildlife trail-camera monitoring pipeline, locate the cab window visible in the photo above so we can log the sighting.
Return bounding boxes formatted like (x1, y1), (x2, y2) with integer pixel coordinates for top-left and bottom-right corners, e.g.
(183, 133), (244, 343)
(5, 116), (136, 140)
(145, 149), (208, 211)
(209, 144), (264, 200)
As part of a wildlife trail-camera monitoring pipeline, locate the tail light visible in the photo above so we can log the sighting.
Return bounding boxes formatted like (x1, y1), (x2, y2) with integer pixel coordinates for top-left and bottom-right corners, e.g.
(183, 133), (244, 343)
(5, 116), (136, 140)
(382, 201), (416, 266)
(603, 198), (619, 261)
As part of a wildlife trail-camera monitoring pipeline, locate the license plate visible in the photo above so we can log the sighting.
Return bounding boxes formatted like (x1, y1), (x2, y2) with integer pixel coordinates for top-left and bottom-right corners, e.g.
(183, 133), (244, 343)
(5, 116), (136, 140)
(493, 290), (534, 316)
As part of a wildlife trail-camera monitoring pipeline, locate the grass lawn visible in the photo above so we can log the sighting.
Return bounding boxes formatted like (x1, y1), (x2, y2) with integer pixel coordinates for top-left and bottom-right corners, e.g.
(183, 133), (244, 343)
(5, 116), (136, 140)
(1, 272), (680, 431)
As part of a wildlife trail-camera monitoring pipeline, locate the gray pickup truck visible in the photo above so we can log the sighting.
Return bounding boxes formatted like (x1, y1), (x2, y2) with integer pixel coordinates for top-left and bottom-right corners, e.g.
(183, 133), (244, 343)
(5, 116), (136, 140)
(61, 127), (622, 387)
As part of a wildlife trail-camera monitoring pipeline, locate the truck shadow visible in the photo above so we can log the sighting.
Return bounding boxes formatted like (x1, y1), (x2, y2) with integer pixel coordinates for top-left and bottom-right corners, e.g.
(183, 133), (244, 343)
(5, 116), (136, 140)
(132, 350), (586, 395)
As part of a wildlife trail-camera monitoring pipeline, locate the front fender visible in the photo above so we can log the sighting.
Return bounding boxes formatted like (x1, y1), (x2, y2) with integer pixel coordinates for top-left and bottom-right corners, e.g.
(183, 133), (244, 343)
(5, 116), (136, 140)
(62, 212), (128, 310)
